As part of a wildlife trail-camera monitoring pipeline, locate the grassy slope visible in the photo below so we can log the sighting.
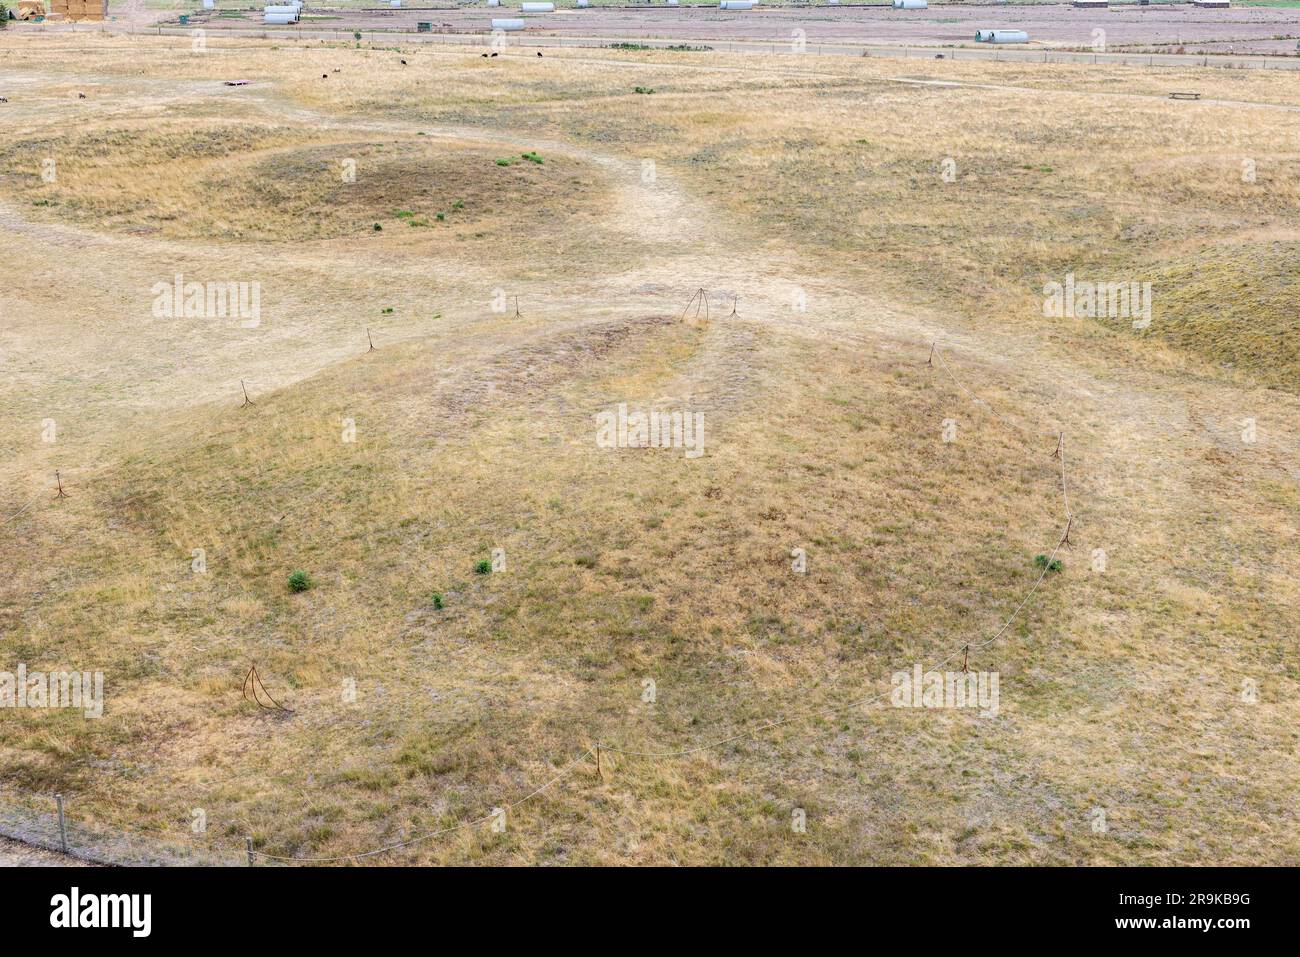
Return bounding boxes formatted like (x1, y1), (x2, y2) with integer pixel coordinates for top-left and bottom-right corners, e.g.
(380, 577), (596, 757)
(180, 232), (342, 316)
(4, 304), (1081, 862)
(0, 36), (1297, 864)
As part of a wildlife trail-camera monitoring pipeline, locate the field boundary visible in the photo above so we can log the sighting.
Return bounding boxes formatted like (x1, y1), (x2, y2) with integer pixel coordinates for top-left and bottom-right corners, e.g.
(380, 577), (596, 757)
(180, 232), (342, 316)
(9, 20), (1300, 70)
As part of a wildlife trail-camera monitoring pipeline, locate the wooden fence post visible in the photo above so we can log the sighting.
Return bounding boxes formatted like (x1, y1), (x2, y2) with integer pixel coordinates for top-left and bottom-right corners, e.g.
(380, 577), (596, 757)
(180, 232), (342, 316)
(56, 794), (67, 853)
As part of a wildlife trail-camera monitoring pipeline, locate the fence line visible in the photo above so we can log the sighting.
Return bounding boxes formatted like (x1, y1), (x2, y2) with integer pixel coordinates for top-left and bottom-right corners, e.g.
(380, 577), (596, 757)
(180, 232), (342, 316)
(16, 22), (1299, 72)
(0, 787), (241, 866)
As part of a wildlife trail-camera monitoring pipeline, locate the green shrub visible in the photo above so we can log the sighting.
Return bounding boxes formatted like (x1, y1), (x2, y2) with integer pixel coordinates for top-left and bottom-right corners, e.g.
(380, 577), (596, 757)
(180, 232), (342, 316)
(430, 592), (444, 610)
(1033, 554), (1063, 573)
(521, 151), (543, 164)
(474, 559), (492, 575)
(288, 570), (313, 592)
(495, 158), (511, 167)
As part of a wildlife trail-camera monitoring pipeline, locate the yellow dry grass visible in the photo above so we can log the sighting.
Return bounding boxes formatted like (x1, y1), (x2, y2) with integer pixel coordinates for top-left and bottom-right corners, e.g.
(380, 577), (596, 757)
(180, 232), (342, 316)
(0, 34), (1297, 865)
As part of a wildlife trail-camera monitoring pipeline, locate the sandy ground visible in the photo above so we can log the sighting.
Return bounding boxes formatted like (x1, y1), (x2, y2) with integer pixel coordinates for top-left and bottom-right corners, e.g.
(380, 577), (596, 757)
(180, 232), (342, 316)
(165, 5), (1300, 55)
(0, 835), (89, 866)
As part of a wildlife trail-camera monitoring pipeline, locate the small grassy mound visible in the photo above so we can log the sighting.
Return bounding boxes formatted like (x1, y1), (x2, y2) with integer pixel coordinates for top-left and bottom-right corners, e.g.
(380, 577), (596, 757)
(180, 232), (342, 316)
(1, 124), (605, 243)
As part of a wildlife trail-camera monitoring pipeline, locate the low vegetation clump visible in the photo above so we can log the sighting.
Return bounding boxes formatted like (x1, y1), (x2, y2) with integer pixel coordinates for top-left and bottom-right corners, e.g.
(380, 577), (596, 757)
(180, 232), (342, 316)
(287, 570), (313, 592)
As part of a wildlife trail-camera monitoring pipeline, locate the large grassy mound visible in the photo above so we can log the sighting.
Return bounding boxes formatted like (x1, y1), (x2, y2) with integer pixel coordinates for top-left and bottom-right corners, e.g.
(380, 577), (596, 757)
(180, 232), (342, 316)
(1, 305), (1072, 863)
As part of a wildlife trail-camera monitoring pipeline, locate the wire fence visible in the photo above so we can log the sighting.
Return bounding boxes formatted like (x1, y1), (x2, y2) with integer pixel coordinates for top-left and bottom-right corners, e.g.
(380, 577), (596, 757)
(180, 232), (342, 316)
(0, 788), (243, 866)
(0, 336), (1079, 865)
(17, 21), (1300, 72)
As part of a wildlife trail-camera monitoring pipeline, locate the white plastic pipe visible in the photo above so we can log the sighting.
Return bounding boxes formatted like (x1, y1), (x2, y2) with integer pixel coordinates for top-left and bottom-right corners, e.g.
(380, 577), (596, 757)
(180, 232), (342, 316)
(893, 0), (927, 8)
(264, 12), (296, 23)
(492, 17), (525, 29)
(719, 0), (755, 8)
(976, 29), (1028, 43)
(520, 1), (554, 10)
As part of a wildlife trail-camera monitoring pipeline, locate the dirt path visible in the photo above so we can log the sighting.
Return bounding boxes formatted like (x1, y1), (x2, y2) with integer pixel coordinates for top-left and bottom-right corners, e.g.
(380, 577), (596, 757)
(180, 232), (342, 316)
(3, 66), (1296, 513)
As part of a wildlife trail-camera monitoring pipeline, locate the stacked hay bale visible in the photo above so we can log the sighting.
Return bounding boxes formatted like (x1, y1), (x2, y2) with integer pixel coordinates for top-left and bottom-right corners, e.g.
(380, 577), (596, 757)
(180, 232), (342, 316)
(16, 0), (48, 19)
(49, 0), (108, 20)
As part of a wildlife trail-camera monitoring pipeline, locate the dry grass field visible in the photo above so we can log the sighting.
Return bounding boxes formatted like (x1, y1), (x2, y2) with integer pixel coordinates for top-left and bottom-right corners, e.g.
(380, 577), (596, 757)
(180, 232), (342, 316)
(0, 33), (1297, 865)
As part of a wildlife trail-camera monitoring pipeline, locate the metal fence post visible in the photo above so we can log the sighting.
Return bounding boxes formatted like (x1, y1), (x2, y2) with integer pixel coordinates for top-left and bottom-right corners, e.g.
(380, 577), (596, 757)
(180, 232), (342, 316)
(246, 836), (255, 865)
(55, 794), (68, 853)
